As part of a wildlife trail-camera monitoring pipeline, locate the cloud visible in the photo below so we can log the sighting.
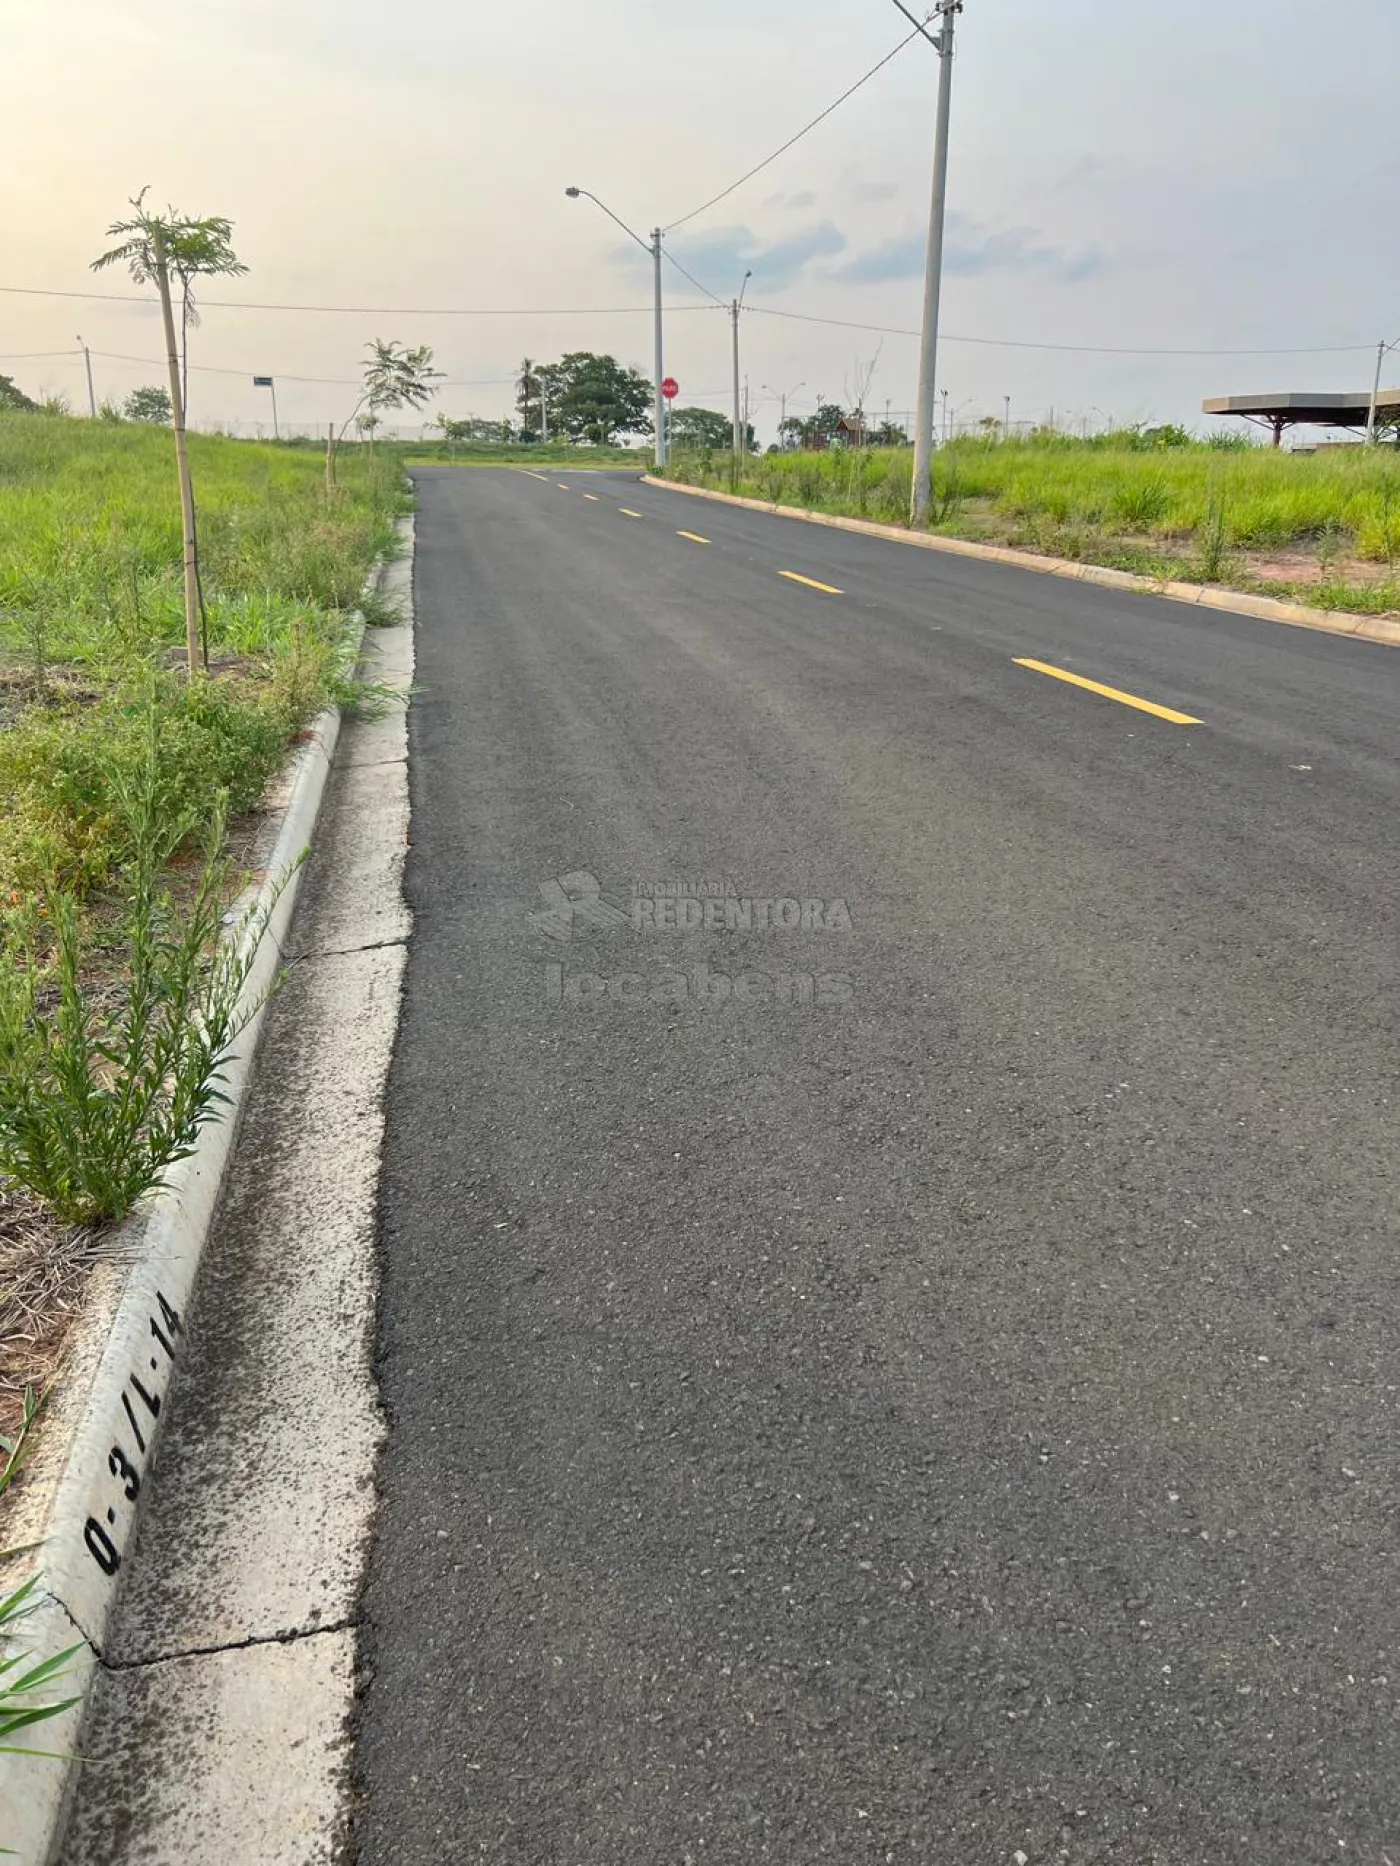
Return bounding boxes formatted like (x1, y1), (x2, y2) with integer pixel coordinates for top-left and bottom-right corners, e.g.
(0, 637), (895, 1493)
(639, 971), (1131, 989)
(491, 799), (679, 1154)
(847, 178), (899, 203)
(626, 219), (849, 296)
(833, 214), (1105, 286)
(761, 189), (817, 210)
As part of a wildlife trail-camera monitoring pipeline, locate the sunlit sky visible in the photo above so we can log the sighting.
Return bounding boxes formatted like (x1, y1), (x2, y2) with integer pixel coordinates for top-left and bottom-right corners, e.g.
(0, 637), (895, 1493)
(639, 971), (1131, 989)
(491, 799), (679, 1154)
(4, 0), (1397, 442)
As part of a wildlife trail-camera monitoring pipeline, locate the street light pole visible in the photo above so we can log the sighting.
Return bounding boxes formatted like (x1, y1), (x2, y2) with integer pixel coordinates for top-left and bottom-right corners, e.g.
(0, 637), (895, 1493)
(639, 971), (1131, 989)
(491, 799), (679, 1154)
(565, 187), (666, 468)
(910, 0), (963, 526)
(76, 336), (96, 417)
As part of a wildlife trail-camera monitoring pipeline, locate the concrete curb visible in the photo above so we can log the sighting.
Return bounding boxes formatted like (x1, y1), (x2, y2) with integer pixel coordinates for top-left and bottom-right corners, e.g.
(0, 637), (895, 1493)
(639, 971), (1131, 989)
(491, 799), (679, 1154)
(640, 476), (1400, 649)
(0, 517), (411, 1866)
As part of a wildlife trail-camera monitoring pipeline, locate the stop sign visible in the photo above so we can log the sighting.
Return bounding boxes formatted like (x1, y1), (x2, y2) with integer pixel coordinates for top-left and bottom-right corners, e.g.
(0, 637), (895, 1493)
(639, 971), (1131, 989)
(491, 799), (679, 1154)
(661, 377), (679, 400)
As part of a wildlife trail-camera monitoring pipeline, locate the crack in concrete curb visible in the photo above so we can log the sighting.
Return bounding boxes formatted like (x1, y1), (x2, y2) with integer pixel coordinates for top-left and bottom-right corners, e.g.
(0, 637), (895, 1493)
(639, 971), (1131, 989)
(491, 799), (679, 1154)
(101, 1618), (359, 1675)
(0, 516), (413, 1866)
(641, 476), (1400, 648)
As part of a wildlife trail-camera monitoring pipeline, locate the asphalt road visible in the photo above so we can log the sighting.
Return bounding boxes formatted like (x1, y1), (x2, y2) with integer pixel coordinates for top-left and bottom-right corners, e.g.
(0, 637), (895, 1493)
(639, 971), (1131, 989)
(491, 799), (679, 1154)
(354, 467), (1399, 1865)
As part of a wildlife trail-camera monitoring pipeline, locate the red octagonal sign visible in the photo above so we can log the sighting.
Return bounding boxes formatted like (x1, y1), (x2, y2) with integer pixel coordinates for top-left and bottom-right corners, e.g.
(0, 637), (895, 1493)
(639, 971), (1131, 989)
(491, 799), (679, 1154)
(661, 377), (679, 400)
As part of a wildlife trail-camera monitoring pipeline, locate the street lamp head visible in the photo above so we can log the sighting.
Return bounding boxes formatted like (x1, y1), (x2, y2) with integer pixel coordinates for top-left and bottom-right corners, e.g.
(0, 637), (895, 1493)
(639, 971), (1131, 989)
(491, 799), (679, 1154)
(564, 186), (580, 198)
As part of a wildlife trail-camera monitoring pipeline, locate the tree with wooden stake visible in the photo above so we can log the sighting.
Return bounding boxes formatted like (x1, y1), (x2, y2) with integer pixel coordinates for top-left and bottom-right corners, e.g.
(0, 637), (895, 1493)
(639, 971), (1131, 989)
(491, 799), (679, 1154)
(328, 340), (442, 486)
(91, 190), (247, 676)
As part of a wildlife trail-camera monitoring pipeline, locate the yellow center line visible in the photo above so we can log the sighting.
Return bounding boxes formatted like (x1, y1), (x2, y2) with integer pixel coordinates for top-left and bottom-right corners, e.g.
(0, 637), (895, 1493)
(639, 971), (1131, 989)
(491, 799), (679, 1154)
(619, 507), (643, 518)
(556, 482), (571, 489)
(677, 530), (711, 544)
(1013, 657), (1202, 725)
(582, 492), (601, 501)
(524, 471), (549, 481)
(779, 570), (844, 595)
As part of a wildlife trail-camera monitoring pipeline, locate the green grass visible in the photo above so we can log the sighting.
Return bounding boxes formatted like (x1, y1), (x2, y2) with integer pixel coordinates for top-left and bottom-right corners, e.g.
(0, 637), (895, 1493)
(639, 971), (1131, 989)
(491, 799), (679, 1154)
(662, 434), (1400, 614)
(0, 414), (400, 672)
(0, 413), (404, 903)
(0, 411), (404, 1227)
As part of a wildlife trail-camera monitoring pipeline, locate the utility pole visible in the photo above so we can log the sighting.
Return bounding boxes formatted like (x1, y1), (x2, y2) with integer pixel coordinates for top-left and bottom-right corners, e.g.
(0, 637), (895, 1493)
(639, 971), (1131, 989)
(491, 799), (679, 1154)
(763, 381), (804, 449)
(565, 189), (666, 468)
(1366, 338), (1395, 445)
(941, 387), (949, 443)
(652, 228), (666, 468)
(730, 270), (752, 459)
(1004, 394), (1011, 441)
(76, 336), (96, 417)
(910, 0), (963, 526)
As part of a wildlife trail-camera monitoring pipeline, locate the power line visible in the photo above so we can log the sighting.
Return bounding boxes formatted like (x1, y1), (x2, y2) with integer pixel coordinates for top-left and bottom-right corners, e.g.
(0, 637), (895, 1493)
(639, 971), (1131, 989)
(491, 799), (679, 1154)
(660, 249), (726, 305)
(745, 305), (1375, 357)
(664, 23), (927, 233)
(88, 348), (517, 388)
(0, 284), (717, 317)
(9, 287), (1372, 367)
(0, 348), (81, 360)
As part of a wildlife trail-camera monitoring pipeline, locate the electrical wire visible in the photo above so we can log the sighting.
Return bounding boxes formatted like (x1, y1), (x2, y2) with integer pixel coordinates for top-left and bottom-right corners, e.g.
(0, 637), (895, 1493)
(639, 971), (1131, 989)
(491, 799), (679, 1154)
(663, 23), (927, 233)
(88, 349), (519, 387)
(660, 250), (726, 305)
(7, 290), (1371, 365)
(745, 305), (1375, 357)
(0, 284), (716, 316)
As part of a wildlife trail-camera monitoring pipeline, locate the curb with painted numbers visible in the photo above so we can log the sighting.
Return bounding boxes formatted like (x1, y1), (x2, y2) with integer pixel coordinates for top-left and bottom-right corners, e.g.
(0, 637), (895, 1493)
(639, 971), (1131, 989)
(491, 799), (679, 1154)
(0, 517), (412, 1866)
(640, 476), (1400, 649)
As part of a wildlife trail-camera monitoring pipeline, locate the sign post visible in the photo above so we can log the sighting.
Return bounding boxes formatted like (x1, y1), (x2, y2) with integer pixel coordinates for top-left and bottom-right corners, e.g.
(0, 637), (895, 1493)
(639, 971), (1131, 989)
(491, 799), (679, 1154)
(661, 377), (678, 457)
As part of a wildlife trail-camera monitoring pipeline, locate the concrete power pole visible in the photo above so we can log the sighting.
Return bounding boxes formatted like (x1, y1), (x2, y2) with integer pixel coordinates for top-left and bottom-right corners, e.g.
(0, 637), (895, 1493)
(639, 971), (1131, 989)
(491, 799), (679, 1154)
(730, 270), (752, 460)
(652, 228), (666, 468)
(910, 0), (963, 526)
(77, 336), (96, 417)
(1365, 339), (1394, 446)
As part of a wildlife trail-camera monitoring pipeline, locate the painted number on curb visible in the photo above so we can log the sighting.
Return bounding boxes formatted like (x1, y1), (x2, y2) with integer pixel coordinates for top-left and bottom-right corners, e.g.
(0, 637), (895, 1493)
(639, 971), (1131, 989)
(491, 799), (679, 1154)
(82, 1290), (183, 1577)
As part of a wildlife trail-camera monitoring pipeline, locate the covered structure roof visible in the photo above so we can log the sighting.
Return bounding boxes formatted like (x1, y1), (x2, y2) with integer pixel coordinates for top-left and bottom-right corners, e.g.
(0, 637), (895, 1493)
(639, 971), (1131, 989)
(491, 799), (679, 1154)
(1203, 390), (1400, 444)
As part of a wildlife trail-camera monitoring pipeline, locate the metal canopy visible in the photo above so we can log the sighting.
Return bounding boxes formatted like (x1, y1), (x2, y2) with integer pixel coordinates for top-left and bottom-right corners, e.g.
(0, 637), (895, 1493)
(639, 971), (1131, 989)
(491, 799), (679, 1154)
(1203, 389), (1400, 445)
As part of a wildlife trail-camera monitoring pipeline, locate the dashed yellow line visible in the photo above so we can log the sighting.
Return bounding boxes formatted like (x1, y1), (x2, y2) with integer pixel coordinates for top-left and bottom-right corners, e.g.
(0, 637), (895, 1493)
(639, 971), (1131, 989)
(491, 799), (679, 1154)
(524, 471), (549, 482)
(582, 492), (601, 501)
(556, 482), (571, 489)
(1013, 657), (1202, 725)
(677, 530), (711, 544)
(779, 570), (843, 595)
(619, 507), (643, 519)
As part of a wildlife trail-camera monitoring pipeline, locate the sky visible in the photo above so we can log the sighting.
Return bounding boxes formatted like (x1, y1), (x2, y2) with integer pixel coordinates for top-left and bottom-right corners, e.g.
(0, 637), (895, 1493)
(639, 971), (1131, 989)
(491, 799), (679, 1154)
(3, 0), (1398, 444)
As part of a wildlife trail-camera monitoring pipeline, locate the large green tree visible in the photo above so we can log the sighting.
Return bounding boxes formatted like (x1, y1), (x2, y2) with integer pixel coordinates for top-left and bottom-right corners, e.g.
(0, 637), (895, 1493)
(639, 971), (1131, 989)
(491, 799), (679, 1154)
(0, 375), (39, 412)
(670, 406), (732, 450)
(807, 402), (845, 442)
(550, 352), (652, 445)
